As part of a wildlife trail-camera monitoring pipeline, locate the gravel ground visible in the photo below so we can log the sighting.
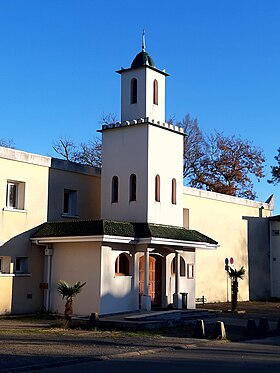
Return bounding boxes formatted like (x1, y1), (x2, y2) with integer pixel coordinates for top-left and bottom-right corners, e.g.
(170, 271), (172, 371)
(0, 301), (279, 372)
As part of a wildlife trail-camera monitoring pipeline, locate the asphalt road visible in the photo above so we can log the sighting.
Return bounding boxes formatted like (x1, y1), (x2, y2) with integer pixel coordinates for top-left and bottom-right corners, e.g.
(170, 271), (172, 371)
(37, 341), (280, 373)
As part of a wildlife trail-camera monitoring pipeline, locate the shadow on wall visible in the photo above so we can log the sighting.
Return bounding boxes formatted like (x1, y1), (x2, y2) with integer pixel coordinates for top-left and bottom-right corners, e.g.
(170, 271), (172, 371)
(100, 290), (139, 316)
(243, 216), (270, 300)
(0, 227), (45, 314)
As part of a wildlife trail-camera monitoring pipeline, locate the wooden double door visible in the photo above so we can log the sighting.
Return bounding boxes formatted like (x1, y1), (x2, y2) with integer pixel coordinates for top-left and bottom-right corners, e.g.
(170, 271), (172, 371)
(139, 255), (162, 306)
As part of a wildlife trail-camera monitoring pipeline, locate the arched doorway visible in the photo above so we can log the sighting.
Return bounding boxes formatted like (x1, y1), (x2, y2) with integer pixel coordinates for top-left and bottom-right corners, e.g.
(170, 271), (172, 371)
(139, 255), (162, 307)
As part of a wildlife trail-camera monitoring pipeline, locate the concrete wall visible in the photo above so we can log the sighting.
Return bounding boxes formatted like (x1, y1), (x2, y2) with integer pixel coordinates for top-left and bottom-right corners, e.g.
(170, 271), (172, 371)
(0, 147), (50, 244)
(101, 123), (184, 226)
(0, 147), (50, 314)
(120, 66), (165, 123)
(101, 124), (149, 223)
(183, 187), (273, 303)
(100, 245), (138, 315)
(49, 242), (101, 316)
(48, 158), (101, 221)
(270, 220), (280, 297)
(147, 124), (183, 226)
(165, 251), (196, 309)
(0, 275), (13, 314)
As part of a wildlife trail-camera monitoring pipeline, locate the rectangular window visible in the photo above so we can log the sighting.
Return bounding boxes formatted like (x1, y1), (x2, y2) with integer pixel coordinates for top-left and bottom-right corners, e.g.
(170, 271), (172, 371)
(187, 263), (194, 279)
(183, 209), (189, 229)
(63, 189), (78, 216)
(6, 181), (25, 210)
(15, 257), (28, 273)
(0, 258), (2, 272)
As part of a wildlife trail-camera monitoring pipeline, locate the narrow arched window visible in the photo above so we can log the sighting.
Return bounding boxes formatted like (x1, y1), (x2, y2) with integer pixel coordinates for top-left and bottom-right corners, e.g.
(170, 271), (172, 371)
(171, 256), (186, 276)
(112, 176), (119, 203)
(131, 78), (137, 104)
(155, 175), (160, 202)
(153, 79), (158, 105)
(180, 256), (186, 277)
(172, 178), (177, 204)
(115, 253), (130, 276)
(129, 174), (137, 201)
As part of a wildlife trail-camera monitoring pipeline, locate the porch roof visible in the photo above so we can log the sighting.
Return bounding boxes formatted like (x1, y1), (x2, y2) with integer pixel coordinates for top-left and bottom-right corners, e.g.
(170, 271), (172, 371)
(31, 219), (218, 247)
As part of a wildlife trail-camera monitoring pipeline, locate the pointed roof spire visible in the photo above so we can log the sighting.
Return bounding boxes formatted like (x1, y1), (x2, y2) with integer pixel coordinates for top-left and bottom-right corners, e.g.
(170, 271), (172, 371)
(142, 30), (146, 52)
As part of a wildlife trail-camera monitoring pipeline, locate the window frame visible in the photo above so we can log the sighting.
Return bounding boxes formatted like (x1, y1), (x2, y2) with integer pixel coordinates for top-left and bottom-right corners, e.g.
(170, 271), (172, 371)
(153, 79), (158, 105)
(62, 189), (78, 217)
(155, 175), (160, 202)
(129, 173), (137, 202)
(115, 253), (130, 276)
(130, 78), (137, 104)
(15, 257), (28, 274)
(187, 263), (194, 279)
(6, 181), (25, 210)
(112, 176), (119, 203)
(171, 178), (177, 205)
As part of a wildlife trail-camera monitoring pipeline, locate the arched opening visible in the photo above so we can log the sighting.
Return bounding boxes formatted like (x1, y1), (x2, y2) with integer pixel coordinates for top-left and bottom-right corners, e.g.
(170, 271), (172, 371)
(115, 253), (130, 276)
(172, 178), (177, 204)
(153, 79), (158, 105)
(171, 255), (186, 277)
(129, 173), (137, 201)
(155, 175), (160, 202)
(112, 176), (119, 203)
(139, 254), (162, 306)
(131, 78), (137, 104)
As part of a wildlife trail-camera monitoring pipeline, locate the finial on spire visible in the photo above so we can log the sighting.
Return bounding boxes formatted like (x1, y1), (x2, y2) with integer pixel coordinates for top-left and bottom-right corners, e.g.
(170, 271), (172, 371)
(142, 30), (146, 52)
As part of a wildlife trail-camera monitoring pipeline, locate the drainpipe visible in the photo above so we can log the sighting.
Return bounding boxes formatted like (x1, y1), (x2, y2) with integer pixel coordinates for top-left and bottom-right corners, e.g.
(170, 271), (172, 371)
(35, 241), (53, 312)
(44, 245), (53, 312)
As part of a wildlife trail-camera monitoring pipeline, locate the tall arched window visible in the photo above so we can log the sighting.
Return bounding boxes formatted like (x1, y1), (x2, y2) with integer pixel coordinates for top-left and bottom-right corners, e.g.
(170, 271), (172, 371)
(153, 79), (158, 105)
(155, 175), (160, 202)
(172, 178), (177, 204)
(131, 78), (137, 104)
(112, 176), (119, 203)
(129, 173), (137, 201)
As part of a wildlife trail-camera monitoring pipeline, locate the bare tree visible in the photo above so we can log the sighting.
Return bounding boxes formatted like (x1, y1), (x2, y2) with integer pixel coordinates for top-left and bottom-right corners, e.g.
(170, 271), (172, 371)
(0, 138), (15, 149)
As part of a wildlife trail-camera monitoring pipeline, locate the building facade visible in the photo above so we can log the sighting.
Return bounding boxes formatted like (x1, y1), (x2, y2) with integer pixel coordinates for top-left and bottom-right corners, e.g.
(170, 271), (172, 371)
(0, 40), (277, 316)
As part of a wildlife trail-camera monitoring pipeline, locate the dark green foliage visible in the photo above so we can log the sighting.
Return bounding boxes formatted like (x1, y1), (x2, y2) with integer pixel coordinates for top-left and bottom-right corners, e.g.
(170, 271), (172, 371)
(268, 148), (280, 185)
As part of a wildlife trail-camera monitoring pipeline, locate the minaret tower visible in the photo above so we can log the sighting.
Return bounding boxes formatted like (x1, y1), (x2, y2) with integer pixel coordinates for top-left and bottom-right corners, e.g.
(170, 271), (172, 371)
(119, 31), (168, 123)
(100, 34), (184, 226)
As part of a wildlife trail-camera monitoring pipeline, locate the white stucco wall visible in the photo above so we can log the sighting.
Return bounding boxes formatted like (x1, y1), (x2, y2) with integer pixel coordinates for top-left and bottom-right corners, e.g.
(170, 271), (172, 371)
(183, 187), (273, 303)
(147, 124), (184, 226)
(101, 123), (184, 227)
(165, 251), (196, 309)
(100, 245), (138, 315)
(49, 242), (101, 316)
(120, 67), (165, 123)
(101, 124), (149, 222)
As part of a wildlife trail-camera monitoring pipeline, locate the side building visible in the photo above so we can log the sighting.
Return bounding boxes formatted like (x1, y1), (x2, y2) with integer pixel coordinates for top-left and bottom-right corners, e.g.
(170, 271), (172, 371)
(0, 146), (100, 314)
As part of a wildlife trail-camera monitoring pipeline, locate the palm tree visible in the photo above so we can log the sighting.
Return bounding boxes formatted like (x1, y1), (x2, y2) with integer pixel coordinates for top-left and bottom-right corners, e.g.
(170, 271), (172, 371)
(228, 266), (245, 312)
(57, 280), (86, 325)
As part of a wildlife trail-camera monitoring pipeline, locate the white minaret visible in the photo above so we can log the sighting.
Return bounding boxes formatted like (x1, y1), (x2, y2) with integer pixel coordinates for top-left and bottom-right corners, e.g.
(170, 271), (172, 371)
(100, 35), (184, 227)
(117, 31), (168, 124)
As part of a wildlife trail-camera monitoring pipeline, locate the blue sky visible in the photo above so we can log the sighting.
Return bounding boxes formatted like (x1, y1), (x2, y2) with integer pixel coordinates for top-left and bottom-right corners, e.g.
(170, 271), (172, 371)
(0, 1), (279, 212)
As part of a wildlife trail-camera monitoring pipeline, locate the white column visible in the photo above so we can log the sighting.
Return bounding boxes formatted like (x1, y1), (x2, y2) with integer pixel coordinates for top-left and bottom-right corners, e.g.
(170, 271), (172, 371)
(173, 251), (182, 308)
(144, 249), (149, 295)
(141, 247), (151, 311)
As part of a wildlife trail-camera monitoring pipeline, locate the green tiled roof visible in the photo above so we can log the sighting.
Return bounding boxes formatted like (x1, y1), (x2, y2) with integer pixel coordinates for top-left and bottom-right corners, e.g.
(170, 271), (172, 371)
(31, 220), (217, 245)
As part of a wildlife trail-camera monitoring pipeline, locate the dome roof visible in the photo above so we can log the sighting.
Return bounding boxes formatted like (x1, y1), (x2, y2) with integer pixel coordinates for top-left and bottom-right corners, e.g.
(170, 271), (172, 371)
(131, 51), (156, 69)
